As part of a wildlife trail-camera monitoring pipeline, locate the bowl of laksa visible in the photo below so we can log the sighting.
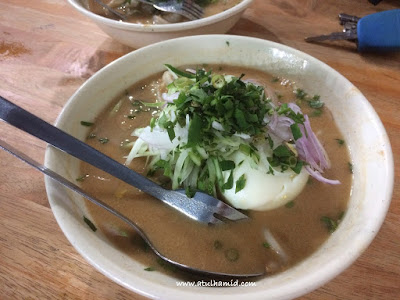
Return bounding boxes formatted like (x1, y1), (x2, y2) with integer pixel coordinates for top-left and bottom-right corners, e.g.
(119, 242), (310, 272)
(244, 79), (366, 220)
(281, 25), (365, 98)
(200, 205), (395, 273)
(45, 35), (394, 299)
(67, 0), (253, 48)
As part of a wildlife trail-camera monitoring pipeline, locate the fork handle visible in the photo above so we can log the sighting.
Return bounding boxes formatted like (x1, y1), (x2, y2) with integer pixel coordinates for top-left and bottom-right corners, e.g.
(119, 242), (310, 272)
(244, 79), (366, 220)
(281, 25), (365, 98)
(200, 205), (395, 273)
(0, 95), (167, 200)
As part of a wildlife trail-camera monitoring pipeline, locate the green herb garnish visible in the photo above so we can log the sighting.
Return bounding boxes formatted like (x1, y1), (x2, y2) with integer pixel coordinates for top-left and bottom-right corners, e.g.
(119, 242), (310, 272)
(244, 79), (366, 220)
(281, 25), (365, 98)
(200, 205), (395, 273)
(336, 138), (345, 145)
(83, 216), (97, 232)
(125, 65), (324, 200)
(348, 162), (354, 174)
(285, 201), (295, 208)
(76, 174), (88, 182)
(295, 88), (324, 113)
(80, 121), (94, 127)
(262, 242), (271, 248)
(235, 174), (246, 193)
(321, 212), (345, 233)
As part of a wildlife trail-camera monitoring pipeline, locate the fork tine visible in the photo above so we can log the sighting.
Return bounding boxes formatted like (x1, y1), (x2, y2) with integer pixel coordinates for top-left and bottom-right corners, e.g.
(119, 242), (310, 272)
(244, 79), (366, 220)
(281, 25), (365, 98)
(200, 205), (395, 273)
(214, 202), (249, 222)
(183, 0), (203, 15)
(182, 0), (203, 20)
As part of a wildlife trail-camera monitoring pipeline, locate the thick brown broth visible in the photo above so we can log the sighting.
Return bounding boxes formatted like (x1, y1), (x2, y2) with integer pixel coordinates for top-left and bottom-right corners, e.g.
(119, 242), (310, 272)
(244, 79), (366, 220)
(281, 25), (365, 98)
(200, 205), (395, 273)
(83, 0), (242, 24)
(80, 65), (352, 277)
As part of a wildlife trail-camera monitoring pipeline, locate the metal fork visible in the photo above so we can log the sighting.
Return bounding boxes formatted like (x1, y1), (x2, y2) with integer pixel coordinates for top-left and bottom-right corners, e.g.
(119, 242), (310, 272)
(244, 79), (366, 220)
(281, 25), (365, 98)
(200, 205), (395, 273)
(138, 0), (204, 21)
(0, 95), (248, 225)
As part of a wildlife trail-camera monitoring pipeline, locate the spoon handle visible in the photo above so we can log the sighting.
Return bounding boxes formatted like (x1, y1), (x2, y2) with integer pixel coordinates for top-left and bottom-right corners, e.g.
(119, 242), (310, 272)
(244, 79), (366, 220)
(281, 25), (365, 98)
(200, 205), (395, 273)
(0, 95), (167, 200)
(0, 138), (150, 241)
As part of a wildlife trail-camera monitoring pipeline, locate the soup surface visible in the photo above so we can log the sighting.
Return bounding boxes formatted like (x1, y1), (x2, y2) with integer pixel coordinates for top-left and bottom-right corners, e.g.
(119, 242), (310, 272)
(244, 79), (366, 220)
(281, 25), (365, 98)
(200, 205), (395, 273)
(82, 0), (242, 24)
(79, 65), (352, 278)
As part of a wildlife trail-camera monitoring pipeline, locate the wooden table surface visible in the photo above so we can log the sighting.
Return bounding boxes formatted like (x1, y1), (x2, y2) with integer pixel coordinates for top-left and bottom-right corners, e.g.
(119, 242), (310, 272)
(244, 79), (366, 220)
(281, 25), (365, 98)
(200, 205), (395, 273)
(1, 0), (399, 299)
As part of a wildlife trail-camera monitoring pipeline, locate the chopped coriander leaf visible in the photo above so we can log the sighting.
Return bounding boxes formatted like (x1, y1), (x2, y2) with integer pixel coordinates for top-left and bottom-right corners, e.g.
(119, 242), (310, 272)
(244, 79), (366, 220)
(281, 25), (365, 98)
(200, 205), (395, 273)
(290, 123), (303, 140)
(273, 145), (292, 157)
(348, 162), (354, 174)
(321, 212), (345, 234)
(335, 138), (345, 145)
(295, 89), (324, 113)
(220, 160), (235, 171)
(262, 242), (271, 248)
(295, 88), (307, 100)
(83, 216), (97, 232)
(291, 160), (304, 174)
(271, 77), (279, 83)
(144, 267), (155, 271)
(187, 114), (203, 147)
(222, 171), (234, 190)
(321, 216), (337, 233)
(285, 201), (295, 208)
(267, 166), (275, 175)
(80, 121), (94, 127)
(76, 174), (88, 182)
(226, 41), (230, 46)
(309, 95), (324, 108)
(235, 174), (246, 193)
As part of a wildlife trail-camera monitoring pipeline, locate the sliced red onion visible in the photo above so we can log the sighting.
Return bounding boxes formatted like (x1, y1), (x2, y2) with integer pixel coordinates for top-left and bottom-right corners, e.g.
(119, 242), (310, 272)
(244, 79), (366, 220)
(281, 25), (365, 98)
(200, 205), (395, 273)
(266, 102), (339, 184)
(305, 166), (341, 185)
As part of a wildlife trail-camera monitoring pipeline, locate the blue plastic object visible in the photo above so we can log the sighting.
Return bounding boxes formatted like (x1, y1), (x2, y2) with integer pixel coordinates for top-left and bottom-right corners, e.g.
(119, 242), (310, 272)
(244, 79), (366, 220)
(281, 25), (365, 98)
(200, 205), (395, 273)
(357, 9), (400, 52)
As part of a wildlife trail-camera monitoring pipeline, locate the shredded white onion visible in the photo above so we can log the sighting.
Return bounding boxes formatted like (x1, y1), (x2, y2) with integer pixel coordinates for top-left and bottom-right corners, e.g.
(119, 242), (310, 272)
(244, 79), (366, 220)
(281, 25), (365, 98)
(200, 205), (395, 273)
(264, 228), (288, 263)
(211, 121), (224, 131)
(162, 92), (180, 103)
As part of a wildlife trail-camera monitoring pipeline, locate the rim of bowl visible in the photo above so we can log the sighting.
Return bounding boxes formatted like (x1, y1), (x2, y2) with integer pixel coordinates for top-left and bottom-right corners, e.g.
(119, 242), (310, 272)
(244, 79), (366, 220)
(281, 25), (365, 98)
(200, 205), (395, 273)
(45, 35), (394, 299)
(67, 0), (254, 32)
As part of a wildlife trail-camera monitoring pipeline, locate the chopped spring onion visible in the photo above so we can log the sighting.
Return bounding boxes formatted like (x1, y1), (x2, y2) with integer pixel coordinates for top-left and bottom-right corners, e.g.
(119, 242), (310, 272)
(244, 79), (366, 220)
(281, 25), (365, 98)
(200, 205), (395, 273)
(125, 65), (340, 201)
(83, 216), (97, 232)
(80, 121), (94, 127)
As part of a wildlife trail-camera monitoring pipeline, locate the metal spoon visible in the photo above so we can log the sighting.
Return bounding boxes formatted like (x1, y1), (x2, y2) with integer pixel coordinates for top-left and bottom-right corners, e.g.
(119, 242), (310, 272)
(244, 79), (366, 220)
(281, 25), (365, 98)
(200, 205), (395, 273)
(0, 95), (264, 278)
(0, 139), (263, 278)
(0, 96), (247, 225)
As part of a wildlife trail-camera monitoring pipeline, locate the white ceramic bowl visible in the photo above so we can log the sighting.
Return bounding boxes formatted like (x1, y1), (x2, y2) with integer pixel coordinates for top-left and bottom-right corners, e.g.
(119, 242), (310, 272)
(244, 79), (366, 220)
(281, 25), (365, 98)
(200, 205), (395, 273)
(45, 35), (394, 299)
(67, 0), (254, 48)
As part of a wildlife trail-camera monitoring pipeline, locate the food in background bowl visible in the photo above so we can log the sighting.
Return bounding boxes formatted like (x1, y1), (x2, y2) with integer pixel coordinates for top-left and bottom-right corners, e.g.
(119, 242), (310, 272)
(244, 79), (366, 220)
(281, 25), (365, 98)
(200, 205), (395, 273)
(45, 35), (393, 299)
(82, 0), (242, 24)
(67, 0), (254, 48)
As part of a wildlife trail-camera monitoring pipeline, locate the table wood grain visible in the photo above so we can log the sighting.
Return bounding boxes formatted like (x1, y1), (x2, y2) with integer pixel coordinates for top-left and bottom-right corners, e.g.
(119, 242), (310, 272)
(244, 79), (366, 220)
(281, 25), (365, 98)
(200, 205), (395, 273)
(1, 0), (399, 299)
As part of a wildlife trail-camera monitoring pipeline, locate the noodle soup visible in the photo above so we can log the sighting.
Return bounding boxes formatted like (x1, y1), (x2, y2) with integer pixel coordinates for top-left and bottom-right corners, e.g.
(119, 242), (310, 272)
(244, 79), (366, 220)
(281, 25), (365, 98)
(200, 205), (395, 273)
(82, 0), (242, 24)
(79, 65), (352, 277)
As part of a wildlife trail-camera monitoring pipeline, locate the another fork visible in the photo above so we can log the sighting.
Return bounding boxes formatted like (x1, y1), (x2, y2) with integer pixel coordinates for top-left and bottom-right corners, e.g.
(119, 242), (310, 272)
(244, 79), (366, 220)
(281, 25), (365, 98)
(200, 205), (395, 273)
(0, 96), (248, 225)
(138, 0), (204, 21)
